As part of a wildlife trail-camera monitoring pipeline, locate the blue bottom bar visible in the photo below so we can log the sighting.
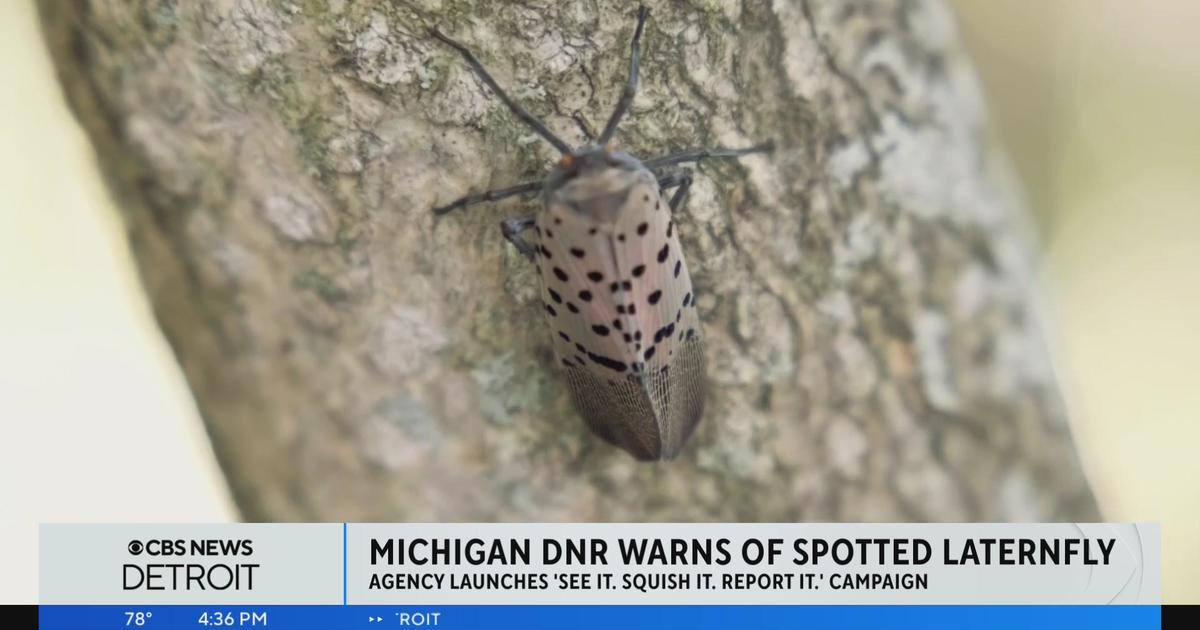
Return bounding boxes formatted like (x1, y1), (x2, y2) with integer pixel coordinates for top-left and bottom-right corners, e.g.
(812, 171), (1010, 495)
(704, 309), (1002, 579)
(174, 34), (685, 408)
(39, 605), (1161, 630)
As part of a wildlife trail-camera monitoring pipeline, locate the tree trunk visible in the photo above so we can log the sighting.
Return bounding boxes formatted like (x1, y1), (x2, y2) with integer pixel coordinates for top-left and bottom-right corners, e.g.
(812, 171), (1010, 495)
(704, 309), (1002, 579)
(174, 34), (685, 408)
(38, 0), (1099, 522)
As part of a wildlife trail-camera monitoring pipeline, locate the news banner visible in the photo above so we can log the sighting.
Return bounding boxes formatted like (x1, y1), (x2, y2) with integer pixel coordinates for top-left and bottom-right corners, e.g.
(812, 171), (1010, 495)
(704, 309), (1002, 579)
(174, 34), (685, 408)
(23, 523), (1180, 629)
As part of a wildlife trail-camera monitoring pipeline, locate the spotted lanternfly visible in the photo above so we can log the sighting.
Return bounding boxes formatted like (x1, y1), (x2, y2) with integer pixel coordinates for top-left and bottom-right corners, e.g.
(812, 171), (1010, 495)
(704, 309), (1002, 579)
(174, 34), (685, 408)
(431, 7), (772, 460)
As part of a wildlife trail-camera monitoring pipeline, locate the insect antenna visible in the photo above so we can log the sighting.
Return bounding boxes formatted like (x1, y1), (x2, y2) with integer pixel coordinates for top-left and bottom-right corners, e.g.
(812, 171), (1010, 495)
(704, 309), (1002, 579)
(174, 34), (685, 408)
(430, 28), (572, 154)
(643, 141), (776, 170)
(596, 5), (649, 146)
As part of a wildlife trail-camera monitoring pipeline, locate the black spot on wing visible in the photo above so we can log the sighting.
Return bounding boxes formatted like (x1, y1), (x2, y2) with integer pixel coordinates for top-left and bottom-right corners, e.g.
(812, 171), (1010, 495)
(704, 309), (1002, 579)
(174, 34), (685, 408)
(674, 260), (682, 278)
(587, 351), (627, 373)
(592, 324), (610, 336)
(540, 245), (552, 258)
(545, 303), (557, 317)
(657, 244), (670, 263)
(548, 288), (562, 304)
(579, 290), (593, 302)
(570, 247), (585, 258)
(567, 302), (580, 313)
(587, 271), (604, 282)
(648, 290), (662, 305)
(632, 264), (646, 277)
(559, 331), (571, 343)
(637, 222), (649, 235)
(553, 267), (568, 282)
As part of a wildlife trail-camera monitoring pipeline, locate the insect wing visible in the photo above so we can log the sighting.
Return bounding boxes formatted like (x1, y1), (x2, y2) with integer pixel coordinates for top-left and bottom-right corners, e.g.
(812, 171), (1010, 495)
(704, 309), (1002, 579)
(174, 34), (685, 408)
(536, 173), (704, 459)
(610, 171), (705, 458)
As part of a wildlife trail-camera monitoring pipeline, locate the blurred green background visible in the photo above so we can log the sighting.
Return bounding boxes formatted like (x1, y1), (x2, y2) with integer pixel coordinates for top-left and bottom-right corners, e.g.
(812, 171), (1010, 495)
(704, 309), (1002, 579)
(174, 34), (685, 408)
(951, 0), (1200, 601)
(1, 0), (1196, 602)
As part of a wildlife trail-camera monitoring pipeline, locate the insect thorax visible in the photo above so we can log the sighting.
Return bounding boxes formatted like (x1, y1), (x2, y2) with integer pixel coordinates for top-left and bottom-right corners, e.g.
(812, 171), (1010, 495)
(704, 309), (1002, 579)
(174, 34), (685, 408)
(544, 149), (655, 225)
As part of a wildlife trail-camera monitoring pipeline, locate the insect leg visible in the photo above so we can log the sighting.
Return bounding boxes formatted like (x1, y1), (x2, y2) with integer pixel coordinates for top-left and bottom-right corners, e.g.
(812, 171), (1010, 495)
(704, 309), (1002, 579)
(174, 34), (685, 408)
(655, 169), (693, 193)
(643, 140), (776, 170)
(664, 171), (693, 213)
(429, 29), (571, 154)
(596, 6), (649, 145)
(499, 214), (539, 261)
(432, 180), (542, 216)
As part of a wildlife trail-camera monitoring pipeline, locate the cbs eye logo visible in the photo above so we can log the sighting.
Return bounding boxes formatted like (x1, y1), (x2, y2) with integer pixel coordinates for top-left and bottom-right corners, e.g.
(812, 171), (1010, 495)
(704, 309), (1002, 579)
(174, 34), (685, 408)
(127, 539), (187, 556)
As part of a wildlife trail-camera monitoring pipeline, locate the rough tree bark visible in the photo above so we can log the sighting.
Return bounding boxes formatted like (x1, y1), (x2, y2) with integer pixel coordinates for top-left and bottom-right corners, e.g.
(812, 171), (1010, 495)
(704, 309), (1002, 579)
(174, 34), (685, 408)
(39, 0), (1099, 521)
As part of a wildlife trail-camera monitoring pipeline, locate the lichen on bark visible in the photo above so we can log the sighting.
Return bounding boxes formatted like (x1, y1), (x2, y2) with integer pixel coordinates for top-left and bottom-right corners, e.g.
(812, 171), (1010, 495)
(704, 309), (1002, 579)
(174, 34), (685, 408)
(39, 0), (1099, 522)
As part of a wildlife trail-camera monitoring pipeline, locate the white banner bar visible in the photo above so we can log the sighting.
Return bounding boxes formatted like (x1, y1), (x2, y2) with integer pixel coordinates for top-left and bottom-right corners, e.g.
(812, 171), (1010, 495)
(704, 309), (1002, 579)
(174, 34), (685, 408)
(348, 523), (1159, 605)
(40, 523), (1159, 605)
